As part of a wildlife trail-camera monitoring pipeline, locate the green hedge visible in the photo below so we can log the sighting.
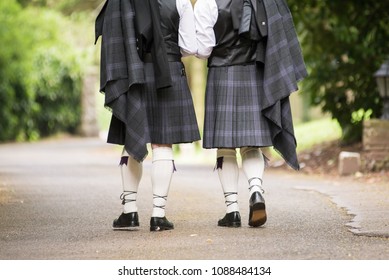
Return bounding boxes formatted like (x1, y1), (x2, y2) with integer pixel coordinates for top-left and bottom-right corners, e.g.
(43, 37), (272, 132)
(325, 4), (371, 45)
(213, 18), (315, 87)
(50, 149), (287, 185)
(0, 0), (83, 141)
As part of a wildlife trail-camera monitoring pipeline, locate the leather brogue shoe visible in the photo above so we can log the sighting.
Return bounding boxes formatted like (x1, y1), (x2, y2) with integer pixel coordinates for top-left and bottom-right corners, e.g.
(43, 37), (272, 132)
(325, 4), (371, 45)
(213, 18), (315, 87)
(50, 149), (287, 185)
(218, 211), (241, 227)
(249, 191), (267, 227)
(150, 216), (174, 231)
(112, 212), (139, 230)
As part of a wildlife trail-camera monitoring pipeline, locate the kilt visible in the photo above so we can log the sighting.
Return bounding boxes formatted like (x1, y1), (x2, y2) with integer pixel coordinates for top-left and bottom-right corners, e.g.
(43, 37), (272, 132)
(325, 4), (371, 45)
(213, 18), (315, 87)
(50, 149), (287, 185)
(203, 63), (273, 148)
(142, 61), (200, 144)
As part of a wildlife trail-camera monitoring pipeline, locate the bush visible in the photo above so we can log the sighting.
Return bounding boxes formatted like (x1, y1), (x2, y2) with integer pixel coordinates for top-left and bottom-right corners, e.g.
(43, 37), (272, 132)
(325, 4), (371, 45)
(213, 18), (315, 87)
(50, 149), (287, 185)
(32, 48), (82, 137)
(0, 0), (34, 141)
(0, 0), (83, 141)
(289, 1), (389, 144)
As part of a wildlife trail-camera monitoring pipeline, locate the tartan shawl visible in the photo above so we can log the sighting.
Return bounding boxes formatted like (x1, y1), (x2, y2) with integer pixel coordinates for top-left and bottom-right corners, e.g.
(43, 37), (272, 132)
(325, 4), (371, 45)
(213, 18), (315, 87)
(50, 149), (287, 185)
(95, 0), (149, 162)
(261, 0), (308, 170)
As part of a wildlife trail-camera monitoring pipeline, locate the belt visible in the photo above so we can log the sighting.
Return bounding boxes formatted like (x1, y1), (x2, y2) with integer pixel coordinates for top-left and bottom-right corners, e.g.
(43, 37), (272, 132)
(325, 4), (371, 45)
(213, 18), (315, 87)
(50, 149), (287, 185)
(143, 53), (181, 63)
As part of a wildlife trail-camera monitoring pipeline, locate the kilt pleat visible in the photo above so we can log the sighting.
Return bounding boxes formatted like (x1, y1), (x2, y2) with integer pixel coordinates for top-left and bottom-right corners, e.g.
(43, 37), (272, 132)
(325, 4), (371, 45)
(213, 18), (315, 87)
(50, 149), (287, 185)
(203, 63), (273, 148)
(142, 61), (200, 144)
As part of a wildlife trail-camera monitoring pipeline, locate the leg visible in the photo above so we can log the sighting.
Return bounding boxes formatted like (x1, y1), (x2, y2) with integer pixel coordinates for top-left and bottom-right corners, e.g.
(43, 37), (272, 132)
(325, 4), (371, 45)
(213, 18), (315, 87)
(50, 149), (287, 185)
(216, 148), (241, 227)
(112, 148), (143, 230)
(240, 147), (267, 227)
(149, 144), (175, 231)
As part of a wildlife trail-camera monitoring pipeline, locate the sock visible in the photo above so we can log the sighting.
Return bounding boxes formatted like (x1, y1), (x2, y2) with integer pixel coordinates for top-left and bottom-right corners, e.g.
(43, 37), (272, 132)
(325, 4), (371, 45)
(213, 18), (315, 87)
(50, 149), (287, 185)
(120, 149), (142, 213)
(151, 147), (174, 218)
(216, 149), (239, 213)
(240, 147), (265, 197)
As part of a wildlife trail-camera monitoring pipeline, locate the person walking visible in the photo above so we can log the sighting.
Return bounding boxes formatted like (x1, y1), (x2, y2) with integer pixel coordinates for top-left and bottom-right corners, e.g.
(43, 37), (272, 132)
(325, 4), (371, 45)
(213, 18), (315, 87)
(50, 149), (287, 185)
(194, 0), (307, 227)
(95, 0), (200, 231)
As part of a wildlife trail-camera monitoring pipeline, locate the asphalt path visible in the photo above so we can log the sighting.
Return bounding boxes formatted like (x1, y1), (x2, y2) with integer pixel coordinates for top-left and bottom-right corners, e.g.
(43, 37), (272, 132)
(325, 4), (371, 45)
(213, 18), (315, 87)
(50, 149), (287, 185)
(0, 137), (388, 260)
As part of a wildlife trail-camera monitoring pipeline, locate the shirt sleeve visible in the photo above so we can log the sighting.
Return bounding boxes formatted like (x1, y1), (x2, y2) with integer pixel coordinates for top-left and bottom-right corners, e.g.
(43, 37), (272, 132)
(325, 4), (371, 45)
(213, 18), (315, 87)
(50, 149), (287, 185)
(194, 0), (218, 59)
(176, 0), (197, 56)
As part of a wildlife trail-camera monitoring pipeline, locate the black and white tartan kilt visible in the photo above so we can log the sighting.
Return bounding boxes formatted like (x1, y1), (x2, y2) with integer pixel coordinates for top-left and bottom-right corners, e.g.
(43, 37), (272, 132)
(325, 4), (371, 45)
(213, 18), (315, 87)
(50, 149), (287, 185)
(203, 63), (273, 149)
(142, 61), (200, 144)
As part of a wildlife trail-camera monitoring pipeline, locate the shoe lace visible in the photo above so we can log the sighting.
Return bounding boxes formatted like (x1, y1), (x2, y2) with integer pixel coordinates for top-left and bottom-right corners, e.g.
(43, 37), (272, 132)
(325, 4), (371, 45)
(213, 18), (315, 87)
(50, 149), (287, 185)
(224, 192), (238, 207)
(153, 194), (167, 210)
(120, 191), (137, 205)
(248, 177), (265, 194)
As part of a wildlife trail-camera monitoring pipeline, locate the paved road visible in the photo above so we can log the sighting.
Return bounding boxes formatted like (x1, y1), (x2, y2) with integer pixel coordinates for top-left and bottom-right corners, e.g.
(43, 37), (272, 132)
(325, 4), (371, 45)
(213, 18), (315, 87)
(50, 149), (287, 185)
(0, 137), (388, 260)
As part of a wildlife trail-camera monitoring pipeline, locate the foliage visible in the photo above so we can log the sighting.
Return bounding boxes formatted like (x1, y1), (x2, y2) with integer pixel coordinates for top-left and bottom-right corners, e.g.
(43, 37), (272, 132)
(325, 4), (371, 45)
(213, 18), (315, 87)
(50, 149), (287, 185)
(16, 0), (102, 14)
(288, 1), (389, 144)
(0, 0), (35, 141)
(0, 0), (83, 141)
(32, 48), (82, 137)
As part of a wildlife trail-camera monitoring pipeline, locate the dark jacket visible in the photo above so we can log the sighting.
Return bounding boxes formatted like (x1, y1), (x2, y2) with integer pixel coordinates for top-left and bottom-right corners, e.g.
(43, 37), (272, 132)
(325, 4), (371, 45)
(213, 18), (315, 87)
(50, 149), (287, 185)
(208, 0), (257, 67)
(131, 0), (173, 89)
(208, 0), (269, 66)
(237, 0), (267, 41)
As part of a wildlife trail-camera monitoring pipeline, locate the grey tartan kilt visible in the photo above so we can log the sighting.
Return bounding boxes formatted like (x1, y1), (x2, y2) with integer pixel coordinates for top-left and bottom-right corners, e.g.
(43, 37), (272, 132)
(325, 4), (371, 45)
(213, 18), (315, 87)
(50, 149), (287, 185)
(142, 61), (200, 144)
(203, 63), (273, 149)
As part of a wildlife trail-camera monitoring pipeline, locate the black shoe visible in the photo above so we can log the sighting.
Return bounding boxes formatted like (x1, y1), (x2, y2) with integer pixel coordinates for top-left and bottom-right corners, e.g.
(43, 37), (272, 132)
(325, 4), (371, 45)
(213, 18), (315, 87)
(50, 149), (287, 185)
(218, 211), (241, 227)
(150, 217), (174, 231)
(112, 212), (139, 230)
(249, 191), (267, 227)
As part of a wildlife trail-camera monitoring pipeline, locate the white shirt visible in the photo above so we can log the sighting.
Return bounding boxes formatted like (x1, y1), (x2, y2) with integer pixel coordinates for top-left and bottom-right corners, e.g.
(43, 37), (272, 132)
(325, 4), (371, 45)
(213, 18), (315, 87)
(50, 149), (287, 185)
(177, 0), (198, 56)
(193, 0), (218, 59)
